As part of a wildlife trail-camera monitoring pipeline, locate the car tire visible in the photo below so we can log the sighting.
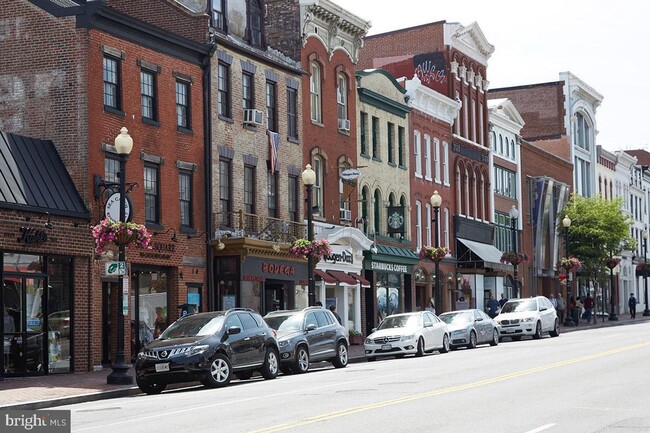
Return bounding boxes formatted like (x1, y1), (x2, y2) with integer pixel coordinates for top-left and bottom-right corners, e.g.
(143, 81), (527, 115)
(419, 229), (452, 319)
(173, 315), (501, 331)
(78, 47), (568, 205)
(440, 334), (450, 353)
(467, 331), (477, 349)
(203, 353), (232, 388)
(549, 319), (560, 337)
(136, 377), (166, 395)
(332, 342), (348, 368)
(292, 346), (310, 374)
(260, 348), (279, 380)
(533, 321), (543, 339)
(235, 371), (253, 381)
(415, 337), (425, 357)
(489, 329), (499, 346)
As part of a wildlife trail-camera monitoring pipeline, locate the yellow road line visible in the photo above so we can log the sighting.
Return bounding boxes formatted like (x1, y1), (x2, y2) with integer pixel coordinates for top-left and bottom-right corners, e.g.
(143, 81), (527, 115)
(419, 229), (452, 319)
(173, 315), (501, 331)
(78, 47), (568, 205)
(249, 341), (650, 433)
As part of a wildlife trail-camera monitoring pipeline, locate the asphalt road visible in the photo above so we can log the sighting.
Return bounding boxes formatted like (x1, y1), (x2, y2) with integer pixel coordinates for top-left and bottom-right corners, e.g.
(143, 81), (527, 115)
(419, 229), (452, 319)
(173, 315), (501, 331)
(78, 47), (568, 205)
(64, 322), (650, 433)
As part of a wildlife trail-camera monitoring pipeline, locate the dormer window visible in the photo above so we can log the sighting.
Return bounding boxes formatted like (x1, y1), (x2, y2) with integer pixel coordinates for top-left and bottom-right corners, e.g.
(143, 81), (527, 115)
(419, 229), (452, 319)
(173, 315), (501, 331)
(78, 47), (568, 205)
(211, 0), (225, 32)
(249, 0), (263, 48)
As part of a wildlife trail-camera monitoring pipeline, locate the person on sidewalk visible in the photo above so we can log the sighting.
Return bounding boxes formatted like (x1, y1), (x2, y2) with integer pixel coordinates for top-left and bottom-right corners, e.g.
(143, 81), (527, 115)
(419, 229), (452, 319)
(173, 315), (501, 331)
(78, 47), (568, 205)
(499, 293), (508, 308)
(583, 293), (594, 324)
(629, 293), (638, 319)
(486, 293), (500, 319)
(556, 293), (566, 324)
(329, 304), (342, 325)
(549, 293), (558, 309)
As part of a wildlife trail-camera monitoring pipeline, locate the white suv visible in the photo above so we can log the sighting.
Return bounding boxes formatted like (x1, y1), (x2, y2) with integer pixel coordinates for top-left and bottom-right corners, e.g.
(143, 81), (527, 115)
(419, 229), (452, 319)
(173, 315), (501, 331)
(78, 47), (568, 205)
(495, 296), (560, 341)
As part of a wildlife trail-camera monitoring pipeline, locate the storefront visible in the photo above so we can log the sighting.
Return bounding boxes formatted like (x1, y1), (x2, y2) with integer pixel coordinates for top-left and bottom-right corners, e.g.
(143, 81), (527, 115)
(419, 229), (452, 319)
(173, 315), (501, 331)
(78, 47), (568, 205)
(362, 244), (419, 335)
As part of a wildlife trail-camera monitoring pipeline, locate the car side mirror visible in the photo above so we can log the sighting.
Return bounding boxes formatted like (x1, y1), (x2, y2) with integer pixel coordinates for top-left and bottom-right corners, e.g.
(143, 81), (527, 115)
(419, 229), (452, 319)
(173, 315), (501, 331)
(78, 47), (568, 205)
(540, 307), (547, 311)
(424, 322), (432, 327)
(371, 328), (377, 333)
(475, 317), (483, 322)
(306, 324), (317, 332)
(227, 326), (241, 335)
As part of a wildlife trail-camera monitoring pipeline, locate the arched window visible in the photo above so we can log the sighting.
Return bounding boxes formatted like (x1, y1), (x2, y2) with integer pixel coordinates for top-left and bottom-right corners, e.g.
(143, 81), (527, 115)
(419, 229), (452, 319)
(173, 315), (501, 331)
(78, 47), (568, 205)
(361, 186), (369, 234)
(374, 189), (382, 235)
(337, 73), (348, 124)
(313, 155), (323, 216)
(575, 112), (591, 151)
(310, 62), (322, 123)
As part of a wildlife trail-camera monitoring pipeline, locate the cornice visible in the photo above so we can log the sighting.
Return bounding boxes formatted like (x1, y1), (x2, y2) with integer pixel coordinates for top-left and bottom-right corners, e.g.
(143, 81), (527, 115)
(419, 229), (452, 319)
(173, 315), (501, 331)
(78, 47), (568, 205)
(404, 76), (460, 125)
(444, 21), (494, 65)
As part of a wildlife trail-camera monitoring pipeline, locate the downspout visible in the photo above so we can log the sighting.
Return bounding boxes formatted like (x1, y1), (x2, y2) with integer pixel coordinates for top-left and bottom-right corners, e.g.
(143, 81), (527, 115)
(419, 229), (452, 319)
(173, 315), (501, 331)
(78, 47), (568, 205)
(202, 42), (216, 311)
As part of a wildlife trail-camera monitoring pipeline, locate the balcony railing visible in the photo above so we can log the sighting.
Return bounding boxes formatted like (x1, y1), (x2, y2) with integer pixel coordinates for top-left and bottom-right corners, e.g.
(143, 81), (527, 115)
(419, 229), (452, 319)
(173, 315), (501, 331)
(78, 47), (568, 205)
(215, 210), (306, 243)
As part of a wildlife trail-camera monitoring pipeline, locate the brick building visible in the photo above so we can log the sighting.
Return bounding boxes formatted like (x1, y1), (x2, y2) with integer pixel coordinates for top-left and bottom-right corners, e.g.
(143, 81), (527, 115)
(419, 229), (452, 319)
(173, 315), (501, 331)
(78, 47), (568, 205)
(0, 0), (212, 376)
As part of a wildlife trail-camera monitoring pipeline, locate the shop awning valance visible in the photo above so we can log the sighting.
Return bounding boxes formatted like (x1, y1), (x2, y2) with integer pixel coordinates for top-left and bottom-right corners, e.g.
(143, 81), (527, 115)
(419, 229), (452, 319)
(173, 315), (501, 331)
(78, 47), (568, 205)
(315, 269), (338, 284)
(327, 270), (359, 286)
(349, 272), (371, 287)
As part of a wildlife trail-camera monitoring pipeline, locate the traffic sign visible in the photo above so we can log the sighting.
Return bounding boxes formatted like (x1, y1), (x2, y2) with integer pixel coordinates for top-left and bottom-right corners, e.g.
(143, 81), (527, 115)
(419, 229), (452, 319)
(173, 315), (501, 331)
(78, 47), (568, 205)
(106, 261), (127, 276)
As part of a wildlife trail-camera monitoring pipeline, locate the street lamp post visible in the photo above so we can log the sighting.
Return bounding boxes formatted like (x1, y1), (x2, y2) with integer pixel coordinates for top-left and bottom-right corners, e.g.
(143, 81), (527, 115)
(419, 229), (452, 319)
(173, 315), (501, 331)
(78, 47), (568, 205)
(562, 216), (575, 327)
(609, 252), (619, 321)
(107, 127), (134, 385)
(301, 164), (316, 307)
(509, 205), (519, 298)
(643, 230), (650, 316)
(430, 191), (442, 313)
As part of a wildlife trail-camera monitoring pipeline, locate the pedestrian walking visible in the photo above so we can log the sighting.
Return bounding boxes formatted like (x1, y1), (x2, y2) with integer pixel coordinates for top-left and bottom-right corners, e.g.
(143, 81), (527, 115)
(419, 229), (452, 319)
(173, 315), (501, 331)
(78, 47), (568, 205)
(629, 293), (638, 319)
(556, 293), (566, 324)
(549, 293), (558, 309)
(499, 293), (508, 308)
(583, 293), (594, 324)
(486, 292), (500, 319)
(329, 304), (342, 324)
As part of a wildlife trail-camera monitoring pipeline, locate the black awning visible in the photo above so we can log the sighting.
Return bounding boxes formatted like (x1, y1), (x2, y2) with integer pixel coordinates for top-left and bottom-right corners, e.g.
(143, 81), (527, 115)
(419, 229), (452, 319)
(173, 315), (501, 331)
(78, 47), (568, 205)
(0, 131), (89, 218)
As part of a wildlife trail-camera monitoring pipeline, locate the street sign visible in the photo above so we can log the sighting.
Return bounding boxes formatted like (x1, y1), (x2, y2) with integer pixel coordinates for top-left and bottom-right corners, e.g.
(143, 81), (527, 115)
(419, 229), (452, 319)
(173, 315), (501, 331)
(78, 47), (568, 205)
(106, 261), (127, 276)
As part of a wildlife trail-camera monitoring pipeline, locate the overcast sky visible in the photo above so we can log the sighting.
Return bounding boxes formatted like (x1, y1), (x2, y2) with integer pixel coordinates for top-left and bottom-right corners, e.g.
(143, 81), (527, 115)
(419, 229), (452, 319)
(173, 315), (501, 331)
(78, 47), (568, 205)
(334, 0), (649, 152)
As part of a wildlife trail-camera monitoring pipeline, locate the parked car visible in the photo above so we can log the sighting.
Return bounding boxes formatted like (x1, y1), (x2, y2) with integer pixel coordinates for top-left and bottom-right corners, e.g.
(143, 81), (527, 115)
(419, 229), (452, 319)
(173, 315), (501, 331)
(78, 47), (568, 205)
(263, 307), (349, 374)
(439, 309), (499, 349)
(364, 311), (449, 361)
(494, 296), (560, 341)
(135, 308), (279, 394)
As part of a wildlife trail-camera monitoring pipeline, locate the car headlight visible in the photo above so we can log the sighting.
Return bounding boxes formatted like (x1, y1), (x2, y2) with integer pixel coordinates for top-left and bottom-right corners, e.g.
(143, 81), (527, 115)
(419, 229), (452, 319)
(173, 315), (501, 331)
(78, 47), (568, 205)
(521, 317), (535, 323)
(452, 329), (467, 336)
(188, 345), (209, 356)
(364, 338), (374, 345)
(278, 339), (291, 348)
(400, 335), (415, 341)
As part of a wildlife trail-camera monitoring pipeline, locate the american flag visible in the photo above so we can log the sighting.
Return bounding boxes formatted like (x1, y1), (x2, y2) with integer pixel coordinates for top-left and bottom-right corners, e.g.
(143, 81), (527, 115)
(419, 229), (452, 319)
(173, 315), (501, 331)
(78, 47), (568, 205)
(268, 131), (280, 173)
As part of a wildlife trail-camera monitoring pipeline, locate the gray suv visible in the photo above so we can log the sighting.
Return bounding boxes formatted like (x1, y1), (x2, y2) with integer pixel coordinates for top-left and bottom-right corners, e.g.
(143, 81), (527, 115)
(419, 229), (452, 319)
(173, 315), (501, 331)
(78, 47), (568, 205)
(263, 307), (348, 374)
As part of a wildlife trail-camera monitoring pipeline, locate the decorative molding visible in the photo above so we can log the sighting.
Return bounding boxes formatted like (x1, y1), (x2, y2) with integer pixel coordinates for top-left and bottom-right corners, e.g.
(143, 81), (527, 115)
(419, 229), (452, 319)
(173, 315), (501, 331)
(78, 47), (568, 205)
(405, 76), (461, 125)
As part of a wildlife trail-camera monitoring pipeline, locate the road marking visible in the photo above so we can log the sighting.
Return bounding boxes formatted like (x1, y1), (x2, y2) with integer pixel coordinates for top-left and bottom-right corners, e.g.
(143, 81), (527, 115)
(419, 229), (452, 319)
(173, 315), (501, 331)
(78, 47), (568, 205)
(525, 424), (556, 433)
(248, 341), (650, 433)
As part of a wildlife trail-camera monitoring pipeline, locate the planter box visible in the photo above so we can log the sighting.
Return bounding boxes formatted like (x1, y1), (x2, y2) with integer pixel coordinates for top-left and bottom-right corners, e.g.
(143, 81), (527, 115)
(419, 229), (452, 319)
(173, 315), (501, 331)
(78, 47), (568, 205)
(349, 335), (363, 345)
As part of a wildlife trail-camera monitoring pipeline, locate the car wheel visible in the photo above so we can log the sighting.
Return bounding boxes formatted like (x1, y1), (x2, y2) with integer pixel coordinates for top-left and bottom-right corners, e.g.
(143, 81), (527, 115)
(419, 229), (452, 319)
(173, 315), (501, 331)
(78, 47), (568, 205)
(415, 337), (425, 357)
(467, 331), (477, 349)
(489, 329), (499, 346)
(332, 342), (348, 368)
(136, 377), (166, 395)
(549, 319), (560, 337)
(533, 321), (543, 339)
(235, 371), (253, 380)
(440, 334), (450, 353)
(204, 353), (232, 388)
(260, 348), (279, 380)
(292, 346), (310, 374)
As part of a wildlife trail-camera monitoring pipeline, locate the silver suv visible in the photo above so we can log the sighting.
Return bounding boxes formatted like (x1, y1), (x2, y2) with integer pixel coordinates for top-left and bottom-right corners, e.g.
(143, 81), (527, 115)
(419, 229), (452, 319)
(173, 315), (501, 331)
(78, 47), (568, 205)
(494, 296), (560, 341)
(263, 307), (349, 374)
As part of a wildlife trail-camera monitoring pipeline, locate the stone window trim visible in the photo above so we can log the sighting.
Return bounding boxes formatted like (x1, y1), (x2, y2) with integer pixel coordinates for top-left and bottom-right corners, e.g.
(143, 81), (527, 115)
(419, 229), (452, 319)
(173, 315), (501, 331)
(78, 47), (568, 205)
(265, 70), (279, 83)
(243, 154), (258, 166)
(176, 160), (198, 171)
(286, 77), (300, 90)
(173, 71), (194, 84)
(137, 59), (162, 74)
(287, 165), (301, 177)
(100, 44), (125, 59)
(218, 145), (235, 160)
(241, 60), (257, 74)
(140, 151), (165, 165)
(216, 49), (233, 65)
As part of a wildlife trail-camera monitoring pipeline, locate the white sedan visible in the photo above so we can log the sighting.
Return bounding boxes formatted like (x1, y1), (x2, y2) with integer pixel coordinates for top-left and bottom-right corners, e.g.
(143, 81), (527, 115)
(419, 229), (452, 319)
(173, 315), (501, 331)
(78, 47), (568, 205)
(364, 311), (449, 361)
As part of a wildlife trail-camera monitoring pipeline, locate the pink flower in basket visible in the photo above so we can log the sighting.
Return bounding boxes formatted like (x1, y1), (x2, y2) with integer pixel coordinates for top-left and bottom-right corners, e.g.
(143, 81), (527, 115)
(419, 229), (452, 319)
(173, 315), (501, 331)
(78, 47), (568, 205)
(91, 217), (152, 254)
(419, 246), (450, 262)
(500, 251), (528, 266)
(290, 239), (332, 260)
(557, 256), (581, 271)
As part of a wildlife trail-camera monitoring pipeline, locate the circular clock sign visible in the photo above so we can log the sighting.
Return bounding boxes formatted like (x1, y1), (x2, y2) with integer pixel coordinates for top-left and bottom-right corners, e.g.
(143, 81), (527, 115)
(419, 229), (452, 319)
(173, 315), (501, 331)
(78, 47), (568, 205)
(105, 192), (133, 222)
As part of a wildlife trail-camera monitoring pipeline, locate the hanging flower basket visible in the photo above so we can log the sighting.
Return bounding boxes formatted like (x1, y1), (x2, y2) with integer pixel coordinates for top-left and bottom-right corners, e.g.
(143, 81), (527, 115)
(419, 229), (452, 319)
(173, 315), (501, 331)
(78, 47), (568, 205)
(500, 251), (529, 266)
(557, 256), (582, 272)
(289, 239), (332, 261)
(91, 217), (152, 254)
(636, 261), (650, 276)
(419, 246), (450, 262)
(603, 257), (620, 270)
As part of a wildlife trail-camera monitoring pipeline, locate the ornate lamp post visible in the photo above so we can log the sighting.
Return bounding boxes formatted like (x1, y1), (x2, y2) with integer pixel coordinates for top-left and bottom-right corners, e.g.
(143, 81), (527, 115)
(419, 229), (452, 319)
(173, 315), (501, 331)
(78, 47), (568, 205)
(509, 205), (519, 297)
(643, 230), (650, 316)
(107, 127), (134, 385)
(608, 253), (619, 321)
(301, 164), (316, 307)
(430, 190), (442, 313)
(562, 215), (575, 326)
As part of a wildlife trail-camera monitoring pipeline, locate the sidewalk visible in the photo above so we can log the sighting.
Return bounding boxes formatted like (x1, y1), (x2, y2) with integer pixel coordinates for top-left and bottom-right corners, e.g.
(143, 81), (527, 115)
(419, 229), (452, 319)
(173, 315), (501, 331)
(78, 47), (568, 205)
(1, 315), (647, 410)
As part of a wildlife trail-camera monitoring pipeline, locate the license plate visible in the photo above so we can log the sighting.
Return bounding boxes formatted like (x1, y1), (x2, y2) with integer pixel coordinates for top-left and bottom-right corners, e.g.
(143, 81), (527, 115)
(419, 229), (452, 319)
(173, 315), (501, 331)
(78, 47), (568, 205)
(155, 363), (170, 372)
(381, 344), (391, 350)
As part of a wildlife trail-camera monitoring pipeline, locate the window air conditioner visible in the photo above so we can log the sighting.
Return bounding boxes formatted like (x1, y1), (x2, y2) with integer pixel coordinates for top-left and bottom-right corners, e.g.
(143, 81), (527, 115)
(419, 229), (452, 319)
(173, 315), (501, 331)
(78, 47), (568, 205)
(244, 109), (264, 126)
(340, 209), (352, 221)
(338, 118), (350, 132)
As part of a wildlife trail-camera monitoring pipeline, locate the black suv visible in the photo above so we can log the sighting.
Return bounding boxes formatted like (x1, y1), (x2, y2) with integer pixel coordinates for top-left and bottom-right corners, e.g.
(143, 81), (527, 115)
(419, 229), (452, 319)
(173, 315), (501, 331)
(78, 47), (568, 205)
(135, 308), (279, 394)
(263, 307), (348, 374)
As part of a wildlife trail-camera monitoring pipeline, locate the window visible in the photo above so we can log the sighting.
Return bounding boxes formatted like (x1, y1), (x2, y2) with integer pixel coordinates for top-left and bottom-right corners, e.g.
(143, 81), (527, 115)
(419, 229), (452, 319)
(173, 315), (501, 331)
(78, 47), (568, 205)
(371, 116), (379, 159)
(219, 159), (232, 226)
(361, 187), (369, 233)
(416, 201), (422, 250)
(337, 73), (348, 122)
(426, 203), (432, 247)
(211, 0), (225, 31)
(104, 156), (119, 184)
(266, 81), (277, 132)
(463, 96), (468, 138)
(434, 138), (441, 182)
(268, 170), (277, 218)
(398, 126), (405, 167)
(244, 165), (256, 214)
(288, 175), (299, 222)
(179, 170), (193, 228)
(493, 166), (516, 199)
(575, 157), (591, 196)
(218, 63), (231, 118)
(494, 212), (515, 252)
(424, 134), (431, 180)
(140, 70), (157, 121)
(310, 62), (322, 123)
(242, 72), (254, 110)
(373, 189), (381, 235)
(576, 113), (591, 151)
(176, 80), (191, 130)
(103, 56), (121, 110)
(339, 176), (350, 220)
(360, 112), (368, 155)
(414, 131), (422, 177)
(387, 122), (395, 164)
(249, 0), (263, 48)
(287, 87), (298, 139)
(144, 164), (160, 224)
(442, 141), (449, 184)
(443, 207), (450, 248)
(313, 156), (323, 216)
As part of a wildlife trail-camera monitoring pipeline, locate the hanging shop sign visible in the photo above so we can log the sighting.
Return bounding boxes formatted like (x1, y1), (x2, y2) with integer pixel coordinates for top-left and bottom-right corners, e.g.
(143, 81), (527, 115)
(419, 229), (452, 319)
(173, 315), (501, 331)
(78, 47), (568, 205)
(387, 206), (404, 235)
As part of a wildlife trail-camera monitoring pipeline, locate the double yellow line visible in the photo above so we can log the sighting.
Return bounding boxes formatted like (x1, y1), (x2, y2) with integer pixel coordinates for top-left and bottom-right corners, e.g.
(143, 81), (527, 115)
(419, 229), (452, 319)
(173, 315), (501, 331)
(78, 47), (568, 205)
(250, 341), (650, 433)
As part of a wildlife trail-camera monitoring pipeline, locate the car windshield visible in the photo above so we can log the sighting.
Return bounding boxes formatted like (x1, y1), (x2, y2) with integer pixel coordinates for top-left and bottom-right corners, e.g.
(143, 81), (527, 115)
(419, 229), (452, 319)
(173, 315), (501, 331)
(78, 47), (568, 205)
(502, 299), (537, 313)
(264, 314), (302, 331)
(439, 311), (473, 324)
(377, 314), (420, 330)
(158, 314), (225, 339)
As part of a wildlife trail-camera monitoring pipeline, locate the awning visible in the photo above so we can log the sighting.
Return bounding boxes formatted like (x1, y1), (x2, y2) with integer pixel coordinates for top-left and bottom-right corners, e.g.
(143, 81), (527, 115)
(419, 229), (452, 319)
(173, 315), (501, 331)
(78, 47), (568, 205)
(327, 270), (359, 285)
(315, 269), (337, 284)
(457, 237), (511, 271)
(349, 272), (371, 287)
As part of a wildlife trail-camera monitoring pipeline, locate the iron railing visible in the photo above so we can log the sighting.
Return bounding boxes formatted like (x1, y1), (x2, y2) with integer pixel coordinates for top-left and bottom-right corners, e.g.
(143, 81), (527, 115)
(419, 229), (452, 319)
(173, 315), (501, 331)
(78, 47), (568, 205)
(214, 210), (306, 243)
